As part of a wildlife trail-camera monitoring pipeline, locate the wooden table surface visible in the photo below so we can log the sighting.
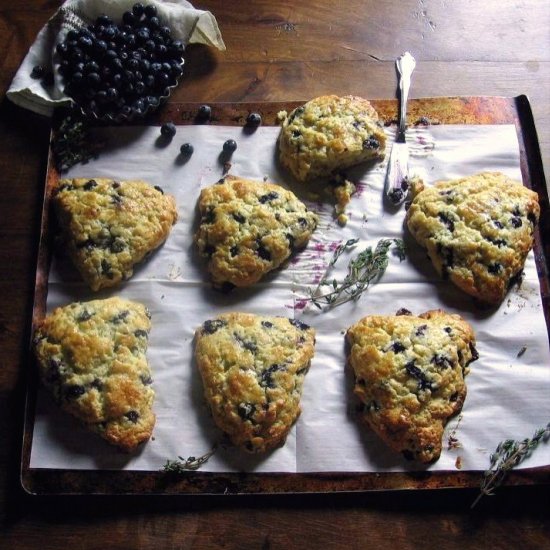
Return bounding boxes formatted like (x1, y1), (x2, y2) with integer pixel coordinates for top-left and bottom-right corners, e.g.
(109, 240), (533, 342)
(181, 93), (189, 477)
(1, 1), (549, 548)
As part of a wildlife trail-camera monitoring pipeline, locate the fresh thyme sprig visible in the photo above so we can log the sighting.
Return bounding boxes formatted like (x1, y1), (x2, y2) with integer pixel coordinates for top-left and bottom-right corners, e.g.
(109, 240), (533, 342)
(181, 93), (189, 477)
(308, 238), (406, 310)
(162, 446), (217, 474)
(471, 422), (550, 508)
(51, 110), (103, 172)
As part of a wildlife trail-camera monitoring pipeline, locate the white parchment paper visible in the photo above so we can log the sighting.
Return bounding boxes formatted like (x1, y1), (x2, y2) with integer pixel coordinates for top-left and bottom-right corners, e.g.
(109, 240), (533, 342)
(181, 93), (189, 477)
(30, 123), (550, 473)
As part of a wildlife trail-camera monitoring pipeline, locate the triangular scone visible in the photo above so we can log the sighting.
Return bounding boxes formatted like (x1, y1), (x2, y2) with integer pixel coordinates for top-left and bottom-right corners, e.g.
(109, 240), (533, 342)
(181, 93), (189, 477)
(194, 176), (318, 289)
(33, 297), (155, 451)
(194, 312), (316, 452)
(278, 95), (386, 182)
(346, 309), (478, 463)
(406, 172), (540, 304)
(53, 177), (178, 291)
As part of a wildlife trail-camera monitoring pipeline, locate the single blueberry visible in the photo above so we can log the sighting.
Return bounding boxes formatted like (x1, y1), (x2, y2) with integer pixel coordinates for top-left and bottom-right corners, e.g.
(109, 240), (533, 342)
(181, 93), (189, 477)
(132, 3), (145, 17)
(160, 122), (176, 138)
(84, 61), (99, 74)
(137, 28), (150, 42)
(87, 72), (101, 86)
(31, 65), (45, 79)
(223, 139), (237, 153)
(144, 4), (157, 18)
(96, 14), (112, 27)
(125, 411), (140, 423)
(78, 35), (93, 50)
(56, 42), (69, 57)
(122, 11), (136, 26)
(65, 385), (86, 399)
(180, 143), (194, 156)
(71, 71), (84, 84)
(198, 104), (211, 119)
(95, 40), (108, 54)
(170, 40), (184, 55)
(246, 112), (262, 126)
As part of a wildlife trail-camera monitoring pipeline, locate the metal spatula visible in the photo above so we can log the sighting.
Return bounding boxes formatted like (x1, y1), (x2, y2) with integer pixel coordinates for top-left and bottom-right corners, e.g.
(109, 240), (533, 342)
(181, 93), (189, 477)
(385, 51), (416, 205)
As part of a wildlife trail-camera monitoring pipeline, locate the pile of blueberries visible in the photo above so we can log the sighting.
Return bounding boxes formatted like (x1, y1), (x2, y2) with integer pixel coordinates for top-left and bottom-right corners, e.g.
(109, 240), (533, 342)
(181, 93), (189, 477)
(56, 3), (185, 121)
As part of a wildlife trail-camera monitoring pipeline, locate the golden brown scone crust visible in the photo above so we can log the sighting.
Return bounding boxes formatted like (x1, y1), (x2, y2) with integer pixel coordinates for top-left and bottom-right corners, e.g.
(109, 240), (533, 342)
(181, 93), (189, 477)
(53, 177), (178, 291)
(33, 297), (155, 451)
(346, 309), (478, 463)
(194, 175), (318, 288)
(278, 95), (386, 182)
(194, 312), (316, 453)
(406, 172), (540, 304)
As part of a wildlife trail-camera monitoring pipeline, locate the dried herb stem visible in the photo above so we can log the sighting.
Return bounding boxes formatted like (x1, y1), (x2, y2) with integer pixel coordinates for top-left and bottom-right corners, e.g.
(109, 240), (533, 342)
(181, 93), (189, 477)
(52, 110), (103, 172)
(307, 238), (406, 311)
(447, 414), (463, 450)
(471, 422), (550, 508)
(162, 446), (217, 474)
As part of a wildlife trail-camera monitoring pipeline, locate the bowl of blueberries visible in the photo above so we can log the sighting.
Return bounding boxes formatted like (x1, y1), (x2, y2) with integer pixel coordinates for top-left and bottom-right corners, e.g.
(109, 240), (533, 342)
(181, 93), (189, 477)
(56, 3), (185, 122)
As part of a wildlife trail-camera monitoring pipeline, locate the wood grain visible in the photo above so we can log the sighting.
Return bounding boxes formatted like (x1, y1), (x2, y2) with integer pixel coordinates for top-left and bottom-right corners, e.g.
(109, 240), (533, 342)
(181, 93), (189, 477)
(0, 0), (549, 548)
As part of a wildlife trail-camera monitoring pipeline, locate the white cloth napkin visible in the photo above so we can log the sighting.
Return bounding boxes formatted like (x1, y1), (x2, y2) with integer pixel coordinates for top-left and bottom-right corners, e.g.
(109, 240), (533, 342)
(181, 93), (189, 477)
(7, 0), (226, 116)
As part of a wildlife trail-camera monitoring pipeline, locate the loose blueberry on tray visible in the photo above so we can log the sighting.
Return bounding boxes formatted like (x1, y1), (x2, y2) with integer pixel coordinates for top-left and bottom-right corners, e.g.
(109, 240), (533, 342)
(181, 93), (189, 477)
(56, 3), (185, 122)
(223, 139), (237, 154)
(180, 143), (194, 156)
(197, 104), (212, 120)
(160, 122), (176, 138)
(246, 112), (262, 127)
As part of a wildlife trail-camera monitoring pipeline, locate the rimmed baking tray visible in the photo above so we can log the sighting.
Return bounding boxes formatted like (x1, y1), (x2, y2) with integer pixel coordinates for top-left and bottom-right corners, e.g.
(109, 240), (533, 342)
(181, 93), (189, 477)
(21, 96), (550, 495)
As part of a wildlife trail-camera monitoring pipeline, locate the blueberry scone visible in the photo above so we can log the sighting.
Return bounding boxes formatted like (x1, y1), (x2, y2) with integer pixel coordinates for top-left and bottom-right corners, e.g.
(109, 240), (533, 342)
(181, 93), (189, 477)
(278, 95), (386, 182)
(33, 297), (155, 451)
(53, 177), (178, 291)
(195, 175), (318, 289)
(346, 309), (478, 463)
(194, 312), (316, 453)
(406, 172), (540, 304)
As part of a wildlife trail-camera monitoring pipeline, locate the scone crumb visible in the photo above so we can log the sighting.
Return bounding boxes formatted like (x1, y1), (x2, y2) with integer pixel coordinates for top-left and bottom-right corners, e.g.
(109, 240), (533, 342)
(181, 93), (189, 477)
(408, 174), (425, 197)
(331, 177), (356, 217)
(337, 214), (348, 226)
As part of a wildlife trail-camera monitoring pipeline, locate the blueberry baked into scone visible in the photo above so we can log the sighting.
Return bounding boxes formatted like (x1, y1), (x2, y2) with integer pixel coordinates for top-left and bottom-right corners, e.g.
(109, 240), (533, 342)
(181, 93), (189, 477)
(278, 95), (386, 182)
(33, 297), (155, 451)
(194, 312), (316, 452)
(346, 309), (478, 463)
(406, 172), (540, 304)
(53, 177), (178, 291)
(195, 175), (318, 289)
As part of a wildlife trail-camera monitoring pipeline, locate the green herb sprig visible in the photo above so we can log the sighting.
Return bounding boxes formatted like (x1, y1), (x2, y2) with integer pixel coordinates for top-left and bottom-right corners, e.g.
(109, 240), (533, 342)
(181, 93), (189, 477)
(308, 238), (406, 311)
(471, 422), (550, 508)
(51, 111), (103, 172)
(162, 446), (217, 474)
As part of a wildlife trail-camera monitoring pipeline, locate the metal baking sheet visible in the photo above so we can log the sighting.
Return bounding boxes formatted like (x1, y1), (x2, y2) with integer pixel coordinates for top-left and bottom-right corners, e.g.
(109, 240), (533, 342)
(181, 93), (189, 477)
(21, 96), (550, 495)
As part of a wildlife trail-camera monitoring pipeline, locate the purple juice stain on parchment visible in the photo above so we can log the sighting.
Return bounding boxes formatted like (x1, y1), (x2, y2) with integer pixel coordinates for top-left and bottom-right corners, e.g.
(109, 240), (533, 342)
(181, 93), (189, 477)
(287, 239), (345, 310)
(293, 298), (309, 311)
(353, 181), (368, 198)
(409, 129), (435, 157)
